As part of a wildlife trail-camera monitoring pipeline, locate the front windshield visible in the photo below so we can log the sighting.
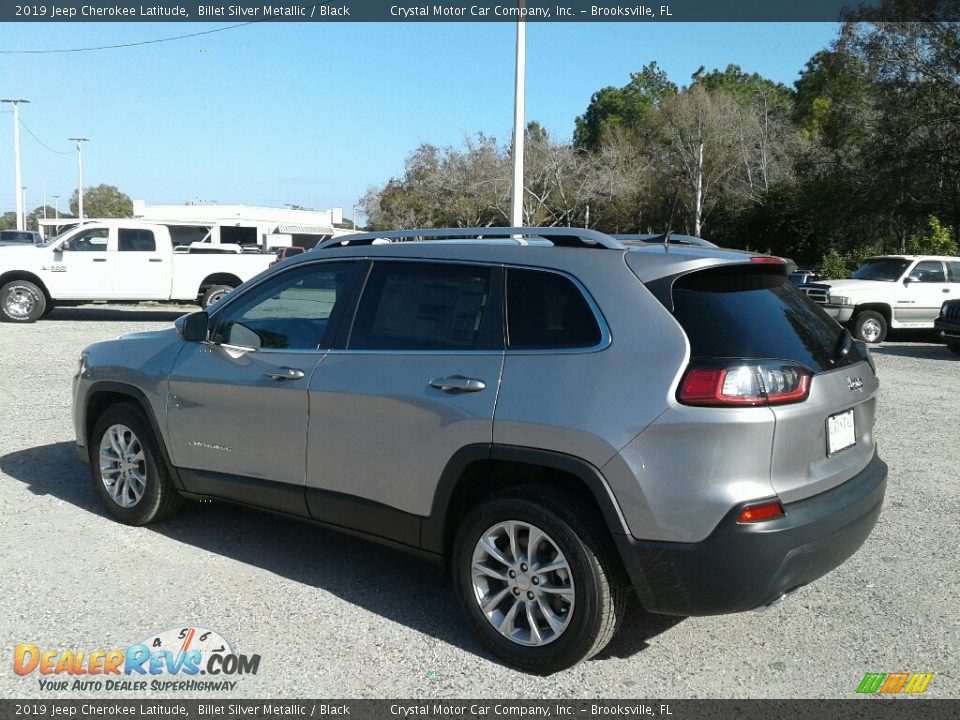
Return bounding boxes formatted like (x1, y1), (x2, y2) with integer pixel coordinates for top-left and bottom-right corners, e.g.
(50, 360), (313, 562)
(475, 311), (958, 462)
(851, 258), (910, 281)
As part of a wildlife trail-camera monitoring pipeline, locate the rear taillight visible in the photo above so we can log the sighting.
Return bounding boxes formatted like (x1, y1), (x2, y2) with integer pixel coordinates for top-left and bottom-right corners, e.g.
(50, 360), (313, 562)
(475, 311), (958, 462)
(678, 362), (811, 407)
(749, 255), (785, 264)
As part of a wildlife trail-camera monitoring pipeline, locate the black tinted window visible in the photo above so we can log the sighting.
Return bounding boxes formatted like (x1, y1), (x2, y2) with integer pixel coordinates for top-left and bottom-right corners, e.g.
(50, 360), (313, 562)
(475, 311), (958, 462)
(350, 262), (495, 351)
(213, 262), (358, 350)
(507, 269), (602, 350)
(118, 229), (156, 252)
(851, 259), (909, 281)
(672, 267), (861, 372)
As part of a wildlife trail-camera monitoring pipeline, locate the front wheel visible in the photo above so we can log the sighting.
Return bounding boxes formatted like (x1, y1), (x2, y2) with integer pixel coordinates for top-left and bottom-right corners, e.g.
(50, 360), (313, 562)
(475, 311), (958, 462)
(1, 279), (47, 322)
(90, 403), (183, 525)
(452, 487), (627, 674)
(852, 310), (888, 343)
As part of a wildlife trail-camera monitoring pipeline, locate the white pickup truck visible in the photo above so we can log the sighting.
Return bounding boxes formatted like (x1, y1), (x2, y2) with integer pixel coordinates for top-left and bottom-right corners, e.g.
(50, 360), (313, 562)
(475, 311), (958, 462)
(0, 220), (276, 322)
(801, 254), (960, 342)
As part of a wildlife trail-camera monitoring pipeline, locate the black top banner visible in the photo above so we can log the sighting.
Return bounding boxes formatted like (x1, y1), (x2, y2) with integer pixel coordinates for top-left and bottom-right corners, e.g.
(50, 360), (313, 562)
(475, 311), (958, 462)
(5, 0), (960, 23)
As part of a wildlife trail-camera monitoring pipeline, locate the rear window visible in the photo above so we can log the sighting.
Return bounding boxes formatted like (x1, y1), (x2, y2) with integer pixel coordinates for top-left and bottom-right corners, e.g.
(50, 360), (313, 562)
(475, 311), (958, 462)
(672, 266), (860, 372)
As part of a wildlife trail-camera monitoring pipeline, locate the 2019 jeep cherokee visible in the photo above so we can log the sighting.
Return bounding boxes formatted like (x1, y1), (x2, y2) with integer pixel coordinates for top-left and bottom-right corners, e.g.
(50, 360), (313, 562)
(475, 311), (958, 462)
(73, 227), (887, 673)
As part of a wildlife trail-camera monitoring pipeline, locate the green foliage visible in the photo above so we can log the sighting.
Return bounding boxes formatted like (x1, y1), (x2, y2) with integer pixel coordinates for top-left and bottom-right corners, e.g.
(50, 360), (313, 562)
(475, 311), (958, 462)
(365, 13), (960, 268)
(907, 216), (959, 256)
(69, 184), (133, 218)
(819, 248), (850, 279)
(0, 211), (16, 230)
(573, 62), (677, 149)
(692, 64), (792, 111)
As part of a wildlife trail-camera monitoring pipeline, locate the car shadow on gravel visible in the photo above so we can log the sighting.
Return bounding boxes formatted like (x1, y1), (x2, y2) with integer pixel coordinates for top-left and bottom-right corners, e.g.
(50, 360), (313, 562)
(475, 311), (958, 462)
(871, 344), (958, 361)
(46, 306), (188, 322)
(1, 441), (682, 670)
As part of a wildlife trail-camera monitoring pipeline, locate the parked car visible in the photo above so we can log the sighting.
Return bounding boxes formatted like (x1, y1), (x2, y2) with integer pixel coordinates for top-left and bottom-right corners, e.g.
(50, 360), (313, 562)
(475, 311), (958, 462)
(73, 227), (886, 673)
(0, 229), (42, 247)
(269, 245), (306, 267)
(790, 269), (821, 285)
(800, 254), (960, 342)
(934, 298), (960, 356)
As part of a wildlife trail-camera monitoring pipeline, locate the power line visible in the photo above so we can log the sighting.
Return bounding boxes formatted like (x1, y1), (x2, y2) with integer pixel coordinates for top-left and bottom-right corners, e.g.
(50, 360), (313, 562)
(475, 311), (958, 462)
(17, 118), (73, 155)
(0, 23), (255, 54)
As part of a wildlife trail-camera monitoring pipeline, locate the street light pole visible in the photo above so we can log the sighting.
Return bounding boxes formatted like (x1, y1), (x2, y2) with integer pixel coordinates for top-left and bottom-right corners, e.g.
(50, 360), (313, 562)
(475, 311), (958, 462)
(69, 137), (89, 221)
(52, 194), (60, 219)
(2, 99), (30, 231)
(509, 15), (526, 228)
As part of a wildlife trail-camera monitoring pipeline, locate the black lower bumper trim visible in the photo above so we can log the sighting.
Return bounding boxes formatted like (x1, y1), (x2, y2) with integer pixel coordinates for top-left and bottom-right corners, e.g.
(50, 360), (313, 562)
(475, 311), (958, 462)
(615, 451), (887, 616)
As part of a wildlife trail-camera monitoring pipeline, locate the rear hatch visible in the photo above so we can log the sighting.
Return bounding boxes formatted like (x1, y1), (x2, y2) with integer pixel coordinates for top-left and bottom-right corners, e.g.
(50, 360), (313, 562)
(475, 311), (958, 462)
(665, 262), (879, 503)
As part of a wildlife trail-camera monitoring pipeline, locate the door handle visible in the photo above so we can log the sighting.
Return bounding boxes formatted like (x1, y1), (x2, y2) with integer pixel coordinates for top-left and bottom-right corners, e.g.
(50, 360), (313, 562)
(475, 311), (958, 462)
(149, 258), (163, 263)
(93, 258), (107, 262)
(430, 375), (486, 393)
(943, 288), (950, 293)
(265, 368), (305, 381)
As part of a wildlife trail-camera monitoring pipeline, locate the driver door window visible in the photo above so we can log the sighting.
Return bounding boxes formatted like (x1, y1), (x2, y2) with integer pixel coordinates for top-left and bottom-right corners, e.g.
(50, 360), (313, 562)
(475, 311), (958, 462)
(213, 261), (360, 351)
(64, 228), (108, 251)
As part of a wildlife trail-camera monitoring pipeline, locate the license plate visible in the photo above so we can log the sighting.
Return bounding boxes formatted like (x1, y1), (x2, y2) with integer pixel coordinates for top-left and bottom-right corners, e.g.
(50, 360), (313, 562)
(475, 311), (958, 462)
(827, 409), (856, 455)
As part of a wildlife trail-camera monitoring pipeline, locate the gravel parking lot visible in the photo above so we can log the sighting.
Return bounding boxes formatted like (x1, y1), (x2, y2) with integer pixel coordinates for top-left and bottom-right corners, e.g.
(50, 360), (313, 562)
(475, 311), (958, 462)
(1, 305), (957, 699)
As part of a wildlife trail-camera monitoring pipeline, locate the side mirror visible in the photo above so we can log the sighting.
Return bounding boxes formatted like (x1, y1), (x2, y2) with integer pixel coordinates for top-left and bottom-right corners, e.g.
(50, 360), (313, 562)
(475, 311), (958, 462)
(176, 311), (209, 342)
(903, 276), (912, 286)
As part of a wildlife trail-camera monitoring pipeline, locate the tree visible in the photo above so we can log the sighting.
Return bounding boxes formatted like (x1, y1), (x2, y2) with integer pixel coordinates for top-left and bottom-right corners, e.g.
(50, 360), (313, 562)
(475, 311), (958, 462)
(658, 85), (741, 235)
(69, 185), (133, 218)
(573, 62), (677, 149)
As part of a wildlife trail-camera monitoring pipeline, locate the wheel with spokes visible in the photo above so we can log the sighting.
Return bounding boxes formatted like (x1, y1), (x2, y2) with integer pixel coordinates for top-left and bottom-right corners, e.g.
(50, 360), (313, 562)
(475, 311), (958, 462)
(90, 403), (182, 525)
(452, 486), (626, 674)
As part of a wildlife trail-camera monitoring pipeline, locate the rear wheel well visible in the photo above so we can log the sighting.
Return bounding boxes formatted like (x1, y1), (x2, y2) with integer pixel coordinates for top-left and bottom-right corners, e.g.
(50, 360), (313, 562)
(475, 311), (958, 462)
(442, 460), (617, 570)
(197, 273), (242, 297)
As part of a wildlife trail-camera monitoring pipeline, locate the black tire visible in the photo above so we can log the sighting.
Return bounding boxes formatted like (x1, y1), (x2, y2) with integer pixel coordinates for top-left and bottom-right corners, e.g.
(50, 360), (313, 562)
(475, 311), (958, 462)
(201, 284), (234, 309)
(1, 279), (47, 323)
(948, 342), (960, 357)
(41, 302), (56, 318)
(89, 403), (183, 526)
(852, 310), (888, 343)
(452, 486), (627, 674)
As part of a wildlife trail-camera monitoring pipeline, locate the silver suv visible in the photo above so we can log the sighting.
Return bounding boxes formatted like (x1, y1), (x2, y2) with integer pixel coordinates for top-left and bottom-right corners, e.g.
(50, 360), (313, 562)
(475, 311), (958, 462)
(73, 228), (887, 673)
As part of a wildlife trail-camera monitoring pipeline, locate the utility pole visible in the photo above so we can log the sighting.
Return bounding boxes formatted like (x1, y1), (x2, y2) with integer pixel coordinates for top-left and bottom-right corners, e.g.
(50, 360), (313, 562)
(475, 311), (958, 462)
(509, 12), (526, 228)
(2, 99), (30, 231)
(69, 137), (89, 221)
(52, 194), (60, 219)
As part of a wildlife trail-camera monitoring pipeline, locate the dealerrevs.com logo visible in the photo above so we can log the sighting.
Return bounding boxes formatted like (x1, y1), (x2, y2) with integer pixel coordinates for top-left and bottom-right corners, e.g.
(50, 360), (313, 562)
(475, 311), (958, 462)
(14, 626), (261, 692)
(856, 672), (934, 695)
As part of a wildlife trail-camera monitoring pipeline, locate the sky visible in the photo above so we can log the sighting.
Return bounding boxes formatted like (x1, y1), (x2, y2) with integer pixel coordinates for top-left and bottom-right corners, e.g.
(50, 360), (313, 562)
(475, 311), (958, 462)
(0, 21), (840, 221)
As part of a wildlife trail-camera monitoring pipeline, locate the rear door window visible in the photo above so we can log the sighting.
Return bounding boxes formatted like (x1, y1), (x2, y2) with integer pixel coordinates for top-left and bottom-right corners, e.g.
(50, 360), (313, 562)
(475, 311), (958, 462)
(118, 229), (156, 252)
(671, 266), (861, 372)
(349, 261), (498, 351)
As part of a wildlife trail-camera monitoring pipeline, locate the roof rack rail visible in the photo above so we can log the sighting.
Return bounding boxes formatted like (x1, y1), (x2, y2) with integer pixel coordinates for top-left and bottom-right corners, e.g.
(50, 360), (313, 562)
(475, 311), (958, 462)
(315, 226), (625, 250)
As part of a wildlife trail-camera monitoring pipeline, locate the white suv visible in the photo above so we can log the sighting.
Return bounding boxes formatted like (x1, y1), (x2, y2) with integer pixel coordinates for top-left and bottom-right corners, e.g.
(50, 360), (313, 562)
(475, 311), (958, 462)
(802, 255), (960, 342)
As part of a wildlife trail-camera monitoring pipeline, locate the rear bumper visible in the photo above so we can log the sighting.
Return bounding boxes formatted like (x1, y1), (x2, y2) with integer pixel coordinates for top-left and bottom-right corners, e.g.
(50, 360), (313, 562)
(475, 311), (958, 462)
(614, 451), (887, 616)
